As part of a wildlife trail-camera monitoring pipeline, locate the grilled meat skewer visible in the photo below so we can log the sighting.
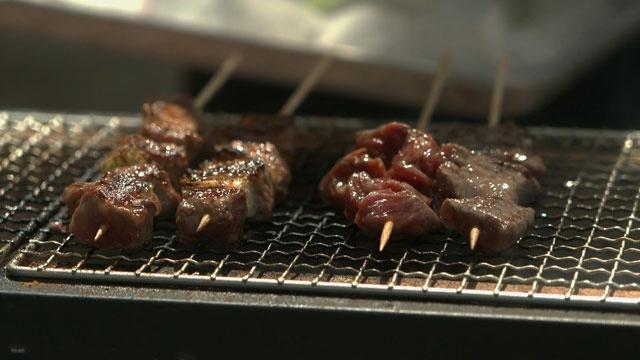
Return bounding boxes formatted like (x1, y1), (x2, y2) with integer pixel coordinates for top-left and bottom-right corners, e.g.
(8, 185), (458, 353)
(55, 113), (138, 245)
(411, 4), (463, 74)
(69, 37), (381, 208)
(100, 134), (189, 187)
(176, 141), (290, 248)
(64, 98), (203, 250)
(63, 164), (180, 251)
(212, 140), (291, 200)
(320, 121), (545, 254)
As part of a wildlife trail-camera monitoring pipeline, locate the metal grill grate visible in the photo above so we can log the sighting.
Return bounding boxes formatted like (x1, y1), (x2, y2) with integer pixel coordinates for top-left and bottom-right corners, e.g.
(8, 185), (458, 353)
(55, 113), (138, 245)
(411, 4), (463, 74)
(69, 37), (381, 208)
(6, 111), (640, 309)
(0, 112), (118, 260)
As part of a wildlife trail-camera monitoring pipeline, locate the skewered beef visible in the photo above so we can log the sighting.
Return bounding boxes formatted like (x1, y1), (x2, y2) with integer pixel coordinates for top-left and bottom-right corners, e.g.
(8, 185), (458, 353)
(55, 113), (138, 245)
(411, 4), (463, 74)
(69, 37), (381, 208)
(355, 122), (411, 165)
(100, 135), (189, 186)
(176, 187), (247, 248)
(175, 159), (272, 246)
(176, 141), (290, 247)
(356, 122), (443, 195)
(440, 197), (534, 254)
(344, 172), (442, 239)
(319, 148), (386, 207)
(183, 159), (274, 221)
(213, 141), (291, 200)
(320, 121), (544, 254)
(434, 143), (541, 206)
(481, 148), (547, 179)
(63, 164), (180, 251)
(65, 97), (204, 251)
(141, 98), (203, 158)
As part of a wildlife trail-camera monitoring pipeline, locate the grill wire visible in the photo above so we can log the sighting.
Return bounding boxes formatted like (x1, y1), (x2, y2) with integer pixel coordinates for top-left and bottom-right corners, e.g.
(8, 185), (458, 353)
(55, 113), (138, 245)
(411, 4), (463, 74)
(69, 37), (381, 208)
(6, 111), (640, 309)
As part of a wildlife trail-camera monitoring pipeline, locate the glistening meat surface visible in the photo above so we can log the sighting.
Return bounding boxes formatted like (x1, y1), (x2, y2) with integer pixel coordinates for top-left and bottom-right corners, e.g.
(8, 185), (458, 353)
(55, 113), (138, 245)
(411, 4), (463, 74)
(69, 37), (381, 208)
(63, 164), (180, 251)
(345, 172), (442, 239)
(440, 196), (535, 254)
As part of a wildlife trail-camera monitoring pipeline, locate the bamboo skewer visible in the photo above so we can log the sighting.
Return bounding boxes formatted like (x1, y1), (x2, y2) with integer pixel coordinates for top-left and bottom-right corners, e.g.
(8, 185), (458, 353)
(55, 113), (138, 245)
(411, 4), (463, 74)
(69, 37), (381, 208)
(487, 55), (508, 128)
(379, 51), (451, 251)
(469, 227), (480, 251)
(194, 52), (243, 110)
(194, 55), (331, 233)
(94, 225), (108, 242)
(379, 221), (394, 251)
(279, 55), (332, 117)
(468, 55), (509, 250)
(196, 214), (211, 233)
(416, 50), (451, 132)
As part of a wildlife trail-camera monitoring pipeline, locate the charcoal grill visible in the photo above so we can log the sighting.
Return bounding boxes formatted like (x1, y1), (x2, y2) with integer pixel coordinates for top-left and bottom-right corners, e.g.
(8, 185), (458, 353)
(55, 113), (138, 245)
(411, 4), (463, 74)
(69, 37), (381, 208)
(3, 110), (640, 313)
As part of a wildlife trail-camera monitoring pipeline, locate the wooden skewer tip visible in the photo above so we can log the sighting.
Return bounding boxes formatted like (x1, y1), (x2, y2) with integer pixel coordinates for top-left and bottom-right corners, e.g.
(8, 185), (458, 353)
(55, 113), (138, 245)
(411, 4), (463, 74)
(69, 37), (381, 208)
(94, 225), (108, 242)
(196, 214), (211, 233)
(379, 221), (394, 252)
(469, 227), (480, 251)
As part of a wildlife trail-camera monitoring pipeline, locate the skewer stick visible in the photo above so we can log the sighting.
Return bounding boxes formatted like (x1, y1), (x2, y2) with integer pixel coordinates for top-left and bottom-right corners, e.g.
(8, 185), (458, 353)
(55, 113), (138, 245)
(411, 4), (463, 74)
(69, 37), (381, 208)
(193, 55), (331, 232)
(279, 55), (333, 117)
(469, 227), (480, 251)
(193, 55), (330, 233)
(416, 50), (451, 132)
(194, 52), (243, 110)
(381, 52), (451, 243)
(196, 214), (211, 233)
(467, 55), (508, 248)
(487, 55), (508, 128)
(382, 52), (450, 243)
(379, 221), (394, 251)
(94, 225), (108, 242)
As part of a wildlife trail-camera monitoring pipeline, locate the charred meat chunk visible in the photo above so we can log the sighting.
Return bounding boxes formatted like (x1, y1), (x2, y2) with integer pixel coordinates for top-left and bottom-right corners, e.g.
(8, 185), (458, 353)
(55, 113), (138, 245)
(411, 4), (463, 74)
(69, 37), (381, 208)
(440, 196), (535, 254)
(100, 135), (189, 186)
(213, 141), (291, 201)
(176, 187), (247, 248)
(141, 98), (203, 158)
(63, 164), (180, 251)
(182, 159), (274, 222)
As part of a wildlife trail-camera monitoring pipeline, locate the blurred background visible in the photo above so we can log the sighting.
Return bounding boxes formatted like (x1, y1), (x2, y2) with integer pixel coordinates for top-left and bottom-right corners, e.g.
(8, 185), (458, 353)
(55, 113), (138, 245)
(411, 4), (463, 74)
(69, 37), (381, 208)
(1, 0), (640, 128)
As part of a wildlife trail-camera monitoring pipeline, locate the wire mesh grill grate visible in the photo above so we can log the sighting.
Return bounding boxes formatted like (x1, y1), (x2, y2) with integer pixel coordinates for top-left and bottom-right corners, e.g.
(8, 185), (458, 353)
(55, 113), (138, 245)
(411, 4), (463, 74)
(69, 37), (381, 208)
(6, 112), (640, 309)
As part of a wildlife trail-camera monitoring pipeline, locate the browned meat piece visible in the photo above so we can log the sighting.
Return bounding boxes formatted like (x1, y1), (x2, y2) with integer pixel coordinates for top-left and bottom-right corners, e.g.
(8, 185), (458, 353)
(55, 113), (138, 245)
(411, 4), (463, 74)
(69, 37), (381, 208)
(213, 141), (291, 201)
(141, 98), (203, 158)
(440, 197), (534, 254)
(183, 159), (274, 221)
(62, 182), (93, 214)
(343, 172), (442, 240)
(434, 144), (541, 207)
(213, 114), (296, 161)
(176, 187), (247, 248)
(355, 122), (411, 165)
(319, 148), (387, 207)
(100, 135), (189, 186)
(64, 164), (180, 251)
